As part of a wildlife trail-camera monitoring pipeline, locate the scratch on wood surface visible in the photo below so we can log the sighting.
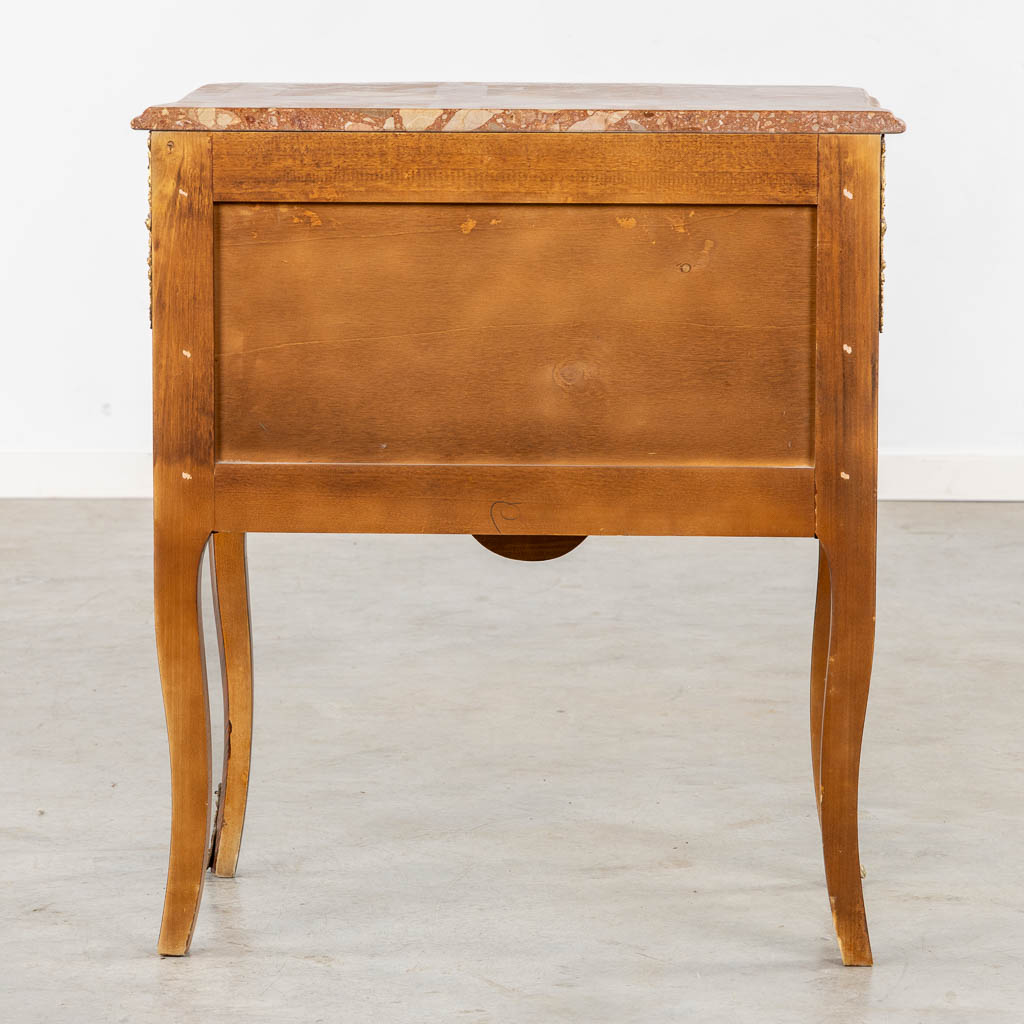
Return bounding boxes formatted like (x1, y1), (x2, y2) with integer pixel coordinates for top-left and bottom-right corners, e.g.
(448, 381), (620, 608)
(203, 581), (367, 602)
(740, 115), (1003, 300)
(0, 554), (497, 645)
(460, 217), (477, 234)
(693, 238), (715, 270)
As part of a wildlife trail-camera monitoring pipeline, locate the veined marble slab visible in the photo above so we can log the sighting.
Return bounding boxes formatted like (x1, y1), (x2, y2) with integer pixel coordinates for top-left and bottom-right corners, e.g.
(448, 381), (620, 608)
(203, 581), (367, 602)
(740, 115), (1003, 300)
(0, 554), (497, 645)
(132, 82), (905, 133)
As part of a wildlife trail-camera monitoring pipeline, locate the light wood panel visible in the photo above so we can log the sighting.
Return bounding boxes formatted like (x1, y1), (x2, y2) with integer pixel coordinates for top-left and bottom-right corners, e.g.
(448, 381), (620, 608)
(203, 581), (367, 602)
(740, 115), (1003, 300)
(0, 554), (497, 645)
(211, 132), (818, 204)
(215, 202), (816, 468)
(213, 463), (815, 537)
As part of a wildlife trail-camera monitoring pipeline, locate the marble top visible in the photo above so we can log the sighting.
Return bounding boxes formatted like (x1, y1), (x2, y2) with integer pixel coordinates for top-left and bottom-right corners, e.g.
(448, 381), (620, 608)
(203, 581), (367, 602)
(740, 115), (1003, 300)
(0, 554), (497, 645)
(132, 83), (905, 134)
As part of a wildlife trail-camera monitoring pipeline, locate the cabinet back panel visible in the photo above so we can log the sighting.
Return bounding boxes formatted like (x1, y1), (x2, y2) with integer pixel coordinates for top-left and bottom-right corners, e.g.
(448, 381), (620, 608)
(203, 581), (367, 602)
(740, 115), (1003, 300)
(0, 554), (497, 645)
(214, 202), (815, 466)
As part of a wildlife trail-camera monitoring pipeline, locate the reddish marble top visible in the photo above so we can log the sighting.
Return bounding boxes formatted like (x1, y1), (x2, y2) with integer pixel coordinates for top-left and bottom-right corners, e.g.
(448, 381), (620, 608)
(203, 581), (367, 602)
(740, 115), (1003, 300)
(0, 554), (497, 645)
(132, 82), (905, 134)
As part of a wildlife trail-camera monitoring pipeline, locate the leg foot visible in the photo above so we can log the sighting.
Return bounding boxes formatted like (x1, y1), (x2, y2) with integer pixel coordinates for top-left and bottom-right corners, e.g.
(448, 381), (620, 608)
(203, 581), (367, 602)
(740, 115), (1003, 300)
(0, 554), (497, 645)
(209, 532), (254, 878)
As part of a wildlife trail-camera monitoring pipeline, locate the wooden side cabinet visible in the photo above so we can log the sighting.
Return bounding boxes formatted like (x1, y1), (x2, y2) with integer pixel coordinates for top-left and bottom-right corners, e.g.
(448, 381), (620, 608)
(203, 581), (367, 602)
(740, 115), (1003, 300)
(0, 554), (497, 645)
(132, 83), (905, 963)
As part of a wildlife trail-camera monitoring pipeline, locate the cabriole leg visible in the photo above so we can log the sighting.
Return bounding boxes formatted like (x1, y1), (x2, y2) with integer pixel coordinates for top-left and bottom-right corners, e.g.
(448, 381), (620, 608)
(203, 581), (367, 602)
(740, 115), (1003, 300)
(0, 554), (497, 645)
(209, 532), (254, 878)
(810, 543), (831, 822)
(816, 537), (875, 966)
(155, 527), (213, 956)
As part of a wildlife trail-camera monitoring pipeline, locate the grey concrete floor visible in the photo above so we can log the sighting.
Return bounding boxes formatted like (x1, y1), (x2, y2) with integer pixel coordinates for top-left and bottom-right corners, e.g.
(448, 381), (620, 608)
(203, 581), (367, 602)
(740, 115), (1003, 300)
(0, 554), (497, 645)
(1, 500), (1022, 1022)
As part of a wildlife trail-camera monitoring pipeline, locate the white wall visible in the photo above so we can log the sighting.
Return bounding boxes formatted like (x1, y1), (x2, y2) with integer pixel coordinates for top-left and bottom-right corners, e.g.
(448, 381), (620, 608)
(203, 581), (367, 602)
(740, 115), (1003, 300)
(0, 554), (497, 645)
(1, 0), (1021, 498)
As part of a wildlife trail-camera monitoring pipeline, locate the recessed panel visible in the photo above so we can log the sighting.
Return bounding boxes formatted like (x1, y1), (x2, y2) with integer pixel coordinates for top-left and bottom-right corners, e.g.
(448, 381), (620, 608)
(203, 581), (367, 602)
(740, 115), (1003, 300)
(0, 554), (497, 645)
(215, 203), (814, 466)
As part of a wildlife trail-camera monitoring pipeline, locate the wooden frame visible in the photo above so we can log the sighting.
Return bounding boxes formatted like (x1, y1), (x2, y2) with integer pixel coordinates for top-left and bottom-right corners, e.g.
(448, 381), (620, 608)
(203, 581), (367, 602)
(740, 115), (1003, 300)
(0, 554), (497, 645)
(210, 132), (819, 204)
(150, 128), (882, 963)
(212, 464), (815, 537)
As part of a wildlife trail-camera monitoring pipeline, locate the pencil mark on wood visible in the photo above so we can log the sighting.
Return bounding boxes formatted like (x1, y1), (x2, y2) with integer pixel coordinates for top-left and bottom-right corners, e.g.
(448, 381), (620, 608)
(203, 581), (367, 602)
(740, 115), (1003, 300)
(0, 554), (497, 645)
(489, 500), (521, 533)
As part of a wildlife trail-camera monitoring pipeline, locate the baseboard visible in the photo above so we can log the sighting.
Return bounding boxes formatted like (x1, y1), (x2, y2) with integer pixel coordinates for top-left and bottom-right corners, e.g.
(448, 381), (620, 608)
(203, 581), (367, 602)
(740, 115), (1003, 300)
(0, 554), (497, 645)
(0, 451), (1021, 500)
(877, 454), (1024, 501)
(0, 451), (153, 498)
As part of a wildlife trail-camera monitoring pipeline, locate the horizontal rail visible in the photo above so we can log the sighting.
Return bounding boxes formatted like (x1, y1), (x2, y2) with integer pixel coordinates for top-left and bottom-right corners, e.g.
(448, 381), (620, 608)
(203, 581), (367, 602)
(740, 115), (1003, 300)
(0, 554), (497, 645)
(211, 133), (818, 204)
(213, 462), (815, 537)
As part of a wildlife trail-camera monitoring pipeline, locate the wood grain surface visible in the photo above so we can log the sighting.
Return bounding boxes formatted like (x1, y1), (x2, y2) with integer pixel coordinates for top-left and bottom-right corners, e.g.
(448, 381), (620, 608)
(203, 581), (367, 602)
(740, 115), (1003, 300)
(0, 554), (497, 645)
(212, 463), (815, 537)
(210, 133), (819, 204)
(215, 202), (815, 468)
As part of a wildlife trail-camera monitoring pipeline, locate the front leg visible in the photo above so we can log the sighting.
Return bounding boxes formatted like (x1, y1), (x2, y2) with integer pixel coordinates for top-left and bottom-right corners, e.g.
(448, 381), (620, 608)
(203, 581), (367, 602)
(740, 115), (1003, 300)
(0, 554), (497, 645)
(150, 129), (216, 953)
(155, 526), (213, 955)
(813, 133), (881, 965)
(817, 537), (874, 966)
